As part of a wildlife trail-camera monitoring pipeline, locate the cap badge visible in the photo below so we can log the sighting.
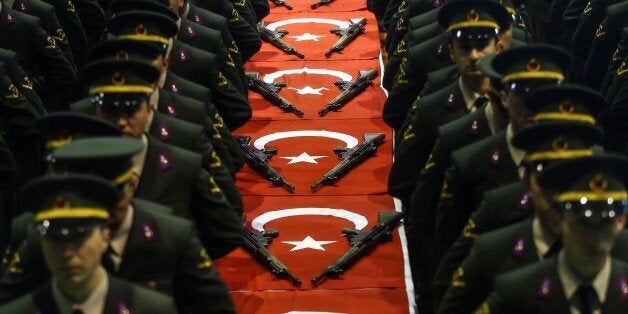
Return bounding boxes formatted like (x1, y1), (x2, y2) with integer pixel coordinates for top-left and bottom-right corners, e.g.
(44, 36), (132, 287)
(517, 192), (530, 211)
(165, 104), (177, 117)
(158, 124), (171, 141)
(512, 237), (525, 258)
(135, 24), (147, 36)
(527, 58), (541, 72)
(115, 50), (129, 60)
(612, 48), (621, 62)
(111, 72), (125, 86)
(157, 153), (171, 171)
(489, 148), (500, 166)
(467, 10), (479, 22)
(618, 277), (628, 300)
(589, 173), (608, 193)
(53, 197), (70, 209)
(559, 100), (574, 113)
(197, 248), (212, 269)
(469, 120), (480, 135)
(551, 136), (568, 151)
(141, 222), (156, 242)
(537, 276), (553, 299)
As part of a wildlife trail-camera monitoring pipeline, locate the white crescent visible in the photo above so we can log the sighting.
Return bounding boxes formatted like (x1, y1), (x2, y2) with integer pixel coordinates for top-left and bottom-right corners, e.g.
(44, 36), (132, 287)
(266, 18), (350, 31)
(253, 130), (359, 150)
(262, 67), (353, 84)
(251, 207), (369, 232)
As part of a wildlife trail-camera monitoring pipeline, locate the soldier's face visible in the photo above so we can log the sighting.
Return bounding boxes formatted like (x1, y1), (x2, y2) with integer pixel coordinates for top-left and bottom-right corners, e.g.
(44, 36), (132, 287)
(561, 210), (624, 260)
(497, 26), (513, 52)
(501, 89), (528, 131)
(94, 101), (152, 139)
(450, 37), (497, 78)
(526, 172), (561, 236)
(41, 226), (110, 290)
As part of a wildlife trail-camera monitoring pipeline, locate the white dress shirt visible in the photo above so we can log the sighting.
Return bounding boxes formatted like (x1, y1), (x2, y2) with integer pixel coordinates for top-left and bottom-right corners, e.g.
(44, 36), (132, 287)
(52, 267), (109, 314)
(558, 251), (611, 314)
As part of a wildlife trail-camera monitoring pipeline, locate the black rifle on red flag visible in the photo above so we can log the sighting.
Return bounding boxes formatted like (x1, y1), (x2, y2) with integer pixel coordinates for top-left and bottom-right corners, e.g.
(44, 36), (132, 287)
(324, 18), (367, 58)
(237, 135), (296, 192)
(271, 0), (293, 9)
(246, 72), (304, 118)
(258, 22), (305, 59)
(318, 69), (378, 117)
(311, 0), (334, 9)
(311, 211), (404, 286)
(311, 133), (385, 191)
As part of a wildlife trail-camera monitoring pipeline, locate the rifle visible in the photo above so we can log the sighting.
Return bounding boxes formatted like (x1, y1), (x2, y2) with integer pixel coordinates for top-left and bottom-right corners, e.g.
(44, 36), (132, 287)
(242, 224), (302, 287)
(246, 72), (304, 118)
(236, 135), (296, 192)
(318, 69), (378, 117)
(258, 22), (305, 59)
(311, 211), (404, 286)
(310, 133), (385, 191)
(271, 0), (293, 9)
(311, 0), (334, 9)
(324, 18), (367, 58)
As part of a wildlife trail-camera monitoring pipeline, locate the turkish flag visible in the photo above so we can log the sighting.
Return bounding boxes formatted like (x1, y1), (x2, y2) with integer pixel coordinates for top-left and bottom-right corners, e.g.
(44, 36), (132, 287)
(245, 59), (386, 121)
(234, 118), (392, 196)
(214, 194), (410, 313)
(268, 1), (368, 13)
(252, 12), (381, 62)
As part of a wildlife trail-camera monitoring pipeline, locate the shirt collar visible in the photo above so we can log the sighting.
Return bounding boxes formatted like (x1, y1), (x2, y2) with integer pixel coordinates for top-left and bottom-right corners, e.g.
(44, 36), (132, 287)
(558, 250), (611, 304)
(3, 0), (13, 10)
(182, 2), (190, 18)
(52, 267), (109, 314)
(484, 101), (498, 134)
(132, 134), (148, 178)
(532, 216), (557, 260)
(458, 77), (482, 112)
(110, 204), (134, 264)
(506, 123), (526, 167)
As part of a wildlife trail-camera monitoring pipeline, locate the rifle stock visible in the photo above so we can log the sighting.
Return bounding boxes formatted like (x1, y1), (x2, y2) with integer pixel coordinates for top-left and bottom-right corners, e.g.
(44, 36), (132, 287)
(311, 0), (334, 9)
(258, 22), (305, 59)
(324, 18), (367, 58)
(271, 0), (293, 9)
(236, 135), (296, 192)
(311, 211), (404, 286)
(242, 225), (302, 287)
(318, 69), (378, 117)
(311, 133), (385, 191)
(246, 72), (304, 117)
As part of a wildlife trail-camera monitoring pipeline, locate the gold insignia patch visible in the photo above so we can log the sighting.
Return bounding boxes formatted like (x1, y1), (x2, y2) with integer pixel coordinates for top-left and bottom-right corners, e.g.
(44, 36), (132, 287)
(618, 61), (627, 76)
(209, 151), (222, 168)
(403, 125), (415, 140)
(22, 76), (32, 89)
(2, 248), (10, 267)
(395, 40), (407, 55)
(439, 181), (453, 199)
(5, 83), (19, 99)
(424, 153), (436, 170)
(229, 9), (240, 23)
(52, 28), (66, 42)
(197, 248), (212, 269)
(229, 40), (240, 54)
(476, 303), (491, 314)
(462, 219), (477, 239)
(234, 0), (246, 7)
(209, 176), (222, 194)
(611, 48), (621, 62)
(396, 18), (407, 31)
(226, 53), (235, 67)
(583, 1), (592, 14)
(44, 36), (57, 49)
(451, 266), (466, 287)
(8, 252), (23, 275)
(216, 71), (229, 87)
(213, 113), (225, 129)
(397, 58), (409, 84)
(595, 23), (606, 38)
(66, 0), (76, 13)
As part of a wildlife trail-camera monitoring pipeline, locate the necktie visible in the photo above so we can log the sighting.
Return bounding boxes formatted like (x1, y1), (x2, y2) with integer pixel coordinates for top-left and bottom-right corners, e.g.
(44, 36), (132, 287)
(71, 309), (84, 314)
(101, 246), (117, 273)
(573, 285), (598, 314)
(471, 96), (488, 112)
(544, 240), (562, 259)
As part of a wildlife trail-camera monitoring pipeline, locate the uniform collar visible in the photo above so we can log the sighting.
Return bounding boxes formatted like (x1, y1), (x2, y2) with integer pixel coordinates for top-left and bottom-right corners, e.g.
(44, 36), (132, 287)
(484, 101), (498, 134)
(132, 134), (148, 178)
(458, 77), (483, 112)
(532, 216), (557, 260)
(506, 123), (526, 167)
(182, 2), (190, 19)
(110, 204), (134, 271)
(558, 250), (611, 305)
(52, 267), (109, 314)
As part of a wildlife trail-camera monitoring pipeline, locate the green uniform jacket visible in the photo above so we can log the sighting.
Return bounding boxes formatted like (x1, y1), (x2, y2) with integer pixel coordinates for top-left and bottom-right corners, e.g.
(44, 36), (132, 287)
(169, 40), (252, 131)
(192, 0), (261, 61)
(0, 275), (177, 313)
(0, 5), (76, 112)
(484, 256), (628, 313)
(0, 201), (235, 313)
(435, 130), (519, 252)
(42, 0), (88, 69)
(387, 80), (468, 204)
(600, 26), (627, 96)
(135, 135), (243, 258)
(0, 48), (44, 114)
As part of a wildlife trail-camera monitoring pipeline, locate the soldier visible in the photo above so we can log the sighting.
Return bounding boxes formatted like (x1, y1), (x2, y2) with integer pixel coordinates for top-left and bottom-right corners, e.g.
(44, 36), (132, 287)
(0, 174), (177, 313)
(79, 58), (242, 258)
(0, 48), (44, 115)
(0, 137), (237, 313)
(42, 0), (88, 69)
(107, 10), (252, 131)
(480, 153), (628, 313)
(434, 44), (572, 254)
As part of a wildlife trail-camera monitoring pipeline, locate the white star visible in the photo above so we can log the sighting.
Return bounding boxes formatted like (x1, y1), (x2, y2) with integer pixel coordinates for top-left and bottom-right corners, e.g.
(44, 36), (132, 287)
(279, 152), (327, 164)
(282, 236), (336, 251)
(287, 86), (329, 95)
(288, 33), (325, 41)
